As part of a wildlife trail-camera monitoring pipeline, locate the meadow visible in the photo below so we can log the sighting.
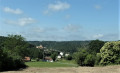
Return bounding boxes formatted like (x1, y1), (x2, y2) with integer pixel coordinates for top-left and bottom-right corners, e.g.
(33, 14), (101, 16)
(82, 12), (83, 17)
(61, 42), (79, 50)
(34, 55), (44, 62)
(25, 60), (78, 67)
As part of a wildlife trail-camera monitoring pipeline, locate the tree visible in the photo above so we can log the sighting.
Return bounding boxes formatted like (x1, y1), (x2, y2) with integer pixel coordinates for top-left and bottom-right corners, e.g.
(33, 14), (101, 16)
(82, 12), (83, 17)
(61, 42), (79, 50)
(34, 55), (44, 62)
(100, 41), (120, 65)
(95, 53), (101, 65)
(3, 35), (29, 58)
(65, 55), (72, 60)
(73, 49), (88, 66)
(84, 54), (95, 66)
(0, 35), (28, 71)
(51, 52), (58, 61)
(88, 39), (104, 54)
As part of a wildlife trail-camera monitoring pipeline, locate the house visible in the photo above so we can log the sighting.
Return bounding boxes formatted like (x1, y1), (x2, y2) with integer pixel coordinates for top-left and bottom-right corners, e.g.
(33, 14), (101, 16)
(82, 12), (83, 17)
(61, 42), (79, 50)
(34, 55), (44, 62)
(65, 54), (70, 57)
(60, 52), (64, 56)
(45, 57), (53, 62)
(36, 45), (43, 49)
(57, 55), (62, 59)
(23, 56), (31, 62)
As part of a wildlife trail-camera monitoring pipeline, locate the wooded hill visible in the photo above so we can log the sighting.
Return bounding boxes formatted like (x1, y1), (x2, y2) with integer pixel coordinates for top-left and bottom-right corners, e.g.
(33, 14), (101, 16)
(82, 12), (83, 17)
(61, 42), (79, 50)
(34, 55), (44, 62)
(28, 41), (90, 53)
(0, 36), (90, 53)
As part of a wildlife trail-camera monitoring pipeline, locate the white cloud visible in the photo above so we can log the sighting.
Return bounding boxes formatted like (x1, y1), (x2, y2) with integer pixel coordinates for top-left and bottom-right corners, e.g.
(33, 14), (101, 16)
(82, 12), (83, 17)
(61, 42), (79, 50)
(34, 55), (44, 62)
(5, 17), (36, 26)
(3, 7), (23, 14)
(64, 24), (80, 32)
(95, 5), (102, 10)
(93, 34), (104, 39)
(44, 1), (70, 14)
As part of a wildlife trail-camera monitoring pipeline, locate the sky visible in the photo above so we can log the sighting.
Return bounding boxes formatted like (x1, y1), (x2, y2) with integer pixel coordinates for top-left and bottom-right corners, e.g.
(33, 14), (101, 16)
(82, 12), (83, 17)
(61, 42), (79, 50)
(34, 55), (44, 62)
(0, 0), (119, 41)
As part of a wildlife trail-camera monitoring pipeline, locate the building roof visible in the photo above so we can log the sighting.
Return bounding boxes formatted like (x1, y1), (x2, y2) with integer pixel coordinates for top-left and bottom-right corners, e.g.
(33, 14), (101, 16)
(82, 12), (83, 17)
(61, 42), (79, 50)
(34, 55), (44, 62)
(23, 57), (31, 61)
(36, 45), (43, 49)
(45, 57), (53, 61)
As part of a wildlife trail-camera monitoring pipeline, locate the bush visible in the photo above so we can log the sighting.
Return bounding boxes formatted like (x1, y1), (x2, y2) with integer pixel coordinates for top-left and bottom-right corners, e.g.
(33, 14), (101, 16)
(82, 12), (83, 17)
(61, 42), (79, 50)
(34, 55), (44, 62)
(73, 49), (88, 66)
(95, 53), (101, 65)
(14, 59), (26, 68)
(84, 54), (95, 66)
(65, 55), (72, 60)
(51, 52), (58, 61)
(0, 52), (26, 71)
(88, 40), (104, 53)
(100, 41), (120, 65)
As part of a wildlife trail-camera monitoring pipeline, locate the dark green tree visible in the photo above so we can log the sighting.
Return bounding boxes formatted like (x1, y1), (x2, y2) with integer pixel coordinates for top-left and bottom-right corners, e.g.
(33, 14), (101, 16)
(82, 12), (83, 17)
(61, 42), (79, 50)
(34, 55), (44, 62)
(73, 49), (88, 66)
(84, 54), (95, 66)
(88, 39), (104, 54)
(3, 35), (30, 58)
(65, 55), (72, 60)
(0, 35), (29, 71)
(51, 52), (58, 61)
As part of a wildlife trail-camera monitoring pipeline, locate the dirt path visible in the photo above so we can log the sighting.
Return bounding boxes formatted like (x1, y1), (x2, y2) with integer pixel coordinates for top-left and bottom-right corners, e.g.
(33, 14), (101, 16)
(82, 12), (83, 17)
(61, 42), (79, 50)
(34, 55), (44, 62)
(1, 65), (120, 73)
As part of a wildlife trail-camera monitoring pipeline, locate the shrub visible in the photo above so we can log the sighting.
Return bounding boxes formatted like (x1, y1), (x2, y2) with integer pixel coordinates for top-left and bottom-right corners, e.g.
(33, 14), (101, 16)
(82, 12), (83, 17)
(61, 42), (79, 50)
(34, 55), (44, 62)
(73, 49), (88, 66)
(51, 52), (58, 61)
(95, 53), (101, 65)
(100, 41), (120, 65)
(84, 54), (95, 66)
(0, 52), (26, 71)
(14, 59), (26, 68)
(65, 55), (72, 60)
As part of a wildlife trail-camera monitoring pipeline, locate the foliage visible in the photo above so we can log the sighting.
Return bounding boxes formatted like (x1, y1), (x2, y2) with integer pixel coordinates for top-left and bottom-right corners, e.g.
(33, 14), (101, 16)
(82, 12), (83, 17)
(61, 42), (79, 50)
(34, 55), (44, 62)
(73, 49), (88, 66)
(29, 47), (43, 59)
(65, 55), (72, 60)
(84, 54), (95, 66)
(88, 40), (104, 54)
(51, 52), (58, 61)
(95, 53), (101, 65)
(73, 49), (96, 66)
(0, 35), (30, 71)
(100, 41), (120, 65)
(28, 41), (90, 53)
(0, 49), (26, 71)
(2, 35), (30, 58)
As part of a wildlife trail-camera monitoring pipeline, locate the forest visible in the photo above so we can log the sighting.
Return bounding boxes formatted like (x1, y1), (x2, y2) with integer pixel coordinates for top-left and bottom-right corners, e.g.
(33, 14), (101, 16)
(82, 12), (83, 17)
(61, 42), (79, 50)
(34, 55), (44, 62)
(28, 41), (90, 53)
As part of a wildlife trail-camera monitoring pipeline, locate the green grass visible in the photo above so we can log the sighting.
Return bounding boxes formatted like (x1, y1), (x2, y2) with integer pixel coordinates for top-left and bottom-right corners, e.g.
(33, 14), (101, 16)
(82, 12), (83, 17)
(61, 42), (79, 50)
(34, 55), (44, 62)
(25, 60), (78, 67)
(58, 59), (76, 64)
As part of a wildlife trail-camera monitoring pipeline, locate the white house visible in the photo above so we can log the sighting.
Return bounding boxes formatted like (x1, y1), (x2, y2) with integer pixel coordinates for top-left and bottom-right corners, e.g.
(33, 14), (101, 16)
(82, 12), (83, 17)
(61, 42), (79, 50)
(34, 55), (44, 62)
(65, 54), (70, 57)
(60, 52), (64, 56)
(57, 55), (62, 59)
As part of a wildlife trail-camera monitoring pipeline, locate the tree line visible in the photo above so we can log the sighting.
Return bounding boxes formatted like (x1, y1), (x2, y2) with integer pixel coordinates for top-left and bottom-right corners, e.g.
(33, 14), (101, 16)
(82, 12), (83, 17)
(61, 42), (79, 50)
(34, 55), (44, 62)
(28, 41), (90, 53)
(73, 40), (120, 66)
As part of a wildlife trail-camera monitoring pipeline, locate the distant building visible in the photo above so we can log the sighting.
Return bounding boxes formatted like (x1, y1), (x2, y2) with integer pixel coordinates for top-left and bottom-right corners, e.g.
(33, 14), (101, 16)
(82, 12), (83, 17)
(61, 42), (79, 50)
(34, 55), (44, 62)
(65, 54), (70, 57)
(60, 52), (64, 56)
(36, 45), (43, 49)
(57, 55), (62, 59)
(45, 57), (53, 62)
(23, 56), (31, 62)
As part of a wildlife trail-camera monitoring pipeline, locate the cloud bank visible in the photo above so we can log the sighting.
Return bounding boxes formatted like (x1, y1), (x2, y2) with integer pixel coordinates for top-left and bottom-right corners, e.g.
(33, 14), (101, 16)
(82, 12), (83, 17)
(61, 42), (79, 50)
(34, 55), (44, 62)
(3, 7), (23, 14)
(44, 1), (70, 14)
(5, 17), (36, 26)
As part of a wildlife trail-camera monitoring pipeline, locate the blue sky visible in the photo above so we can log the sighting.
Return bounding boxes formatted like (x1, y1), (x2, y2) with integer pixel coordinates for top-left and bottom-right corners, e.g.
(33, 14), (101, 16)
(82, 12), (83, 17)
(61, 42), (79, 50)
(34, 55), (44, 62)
(0, 0), (119, 41)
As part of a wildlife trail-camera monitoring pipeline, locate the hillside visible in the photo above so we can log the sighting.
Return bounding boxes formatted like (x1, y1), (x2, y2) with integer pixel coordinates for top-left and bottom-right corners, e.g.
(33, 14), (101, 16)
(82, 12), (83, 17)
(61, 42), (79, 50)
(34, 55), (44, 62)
(28, 41), (90, 53)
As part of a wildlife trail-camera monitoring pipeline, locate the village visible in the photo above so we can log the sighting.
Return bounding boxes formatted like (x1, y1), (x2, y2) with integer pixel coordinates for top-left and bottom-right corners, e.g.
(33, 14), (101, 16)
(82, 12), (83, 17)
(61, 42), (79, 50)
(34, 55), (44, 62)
(24, 44), (70, 62)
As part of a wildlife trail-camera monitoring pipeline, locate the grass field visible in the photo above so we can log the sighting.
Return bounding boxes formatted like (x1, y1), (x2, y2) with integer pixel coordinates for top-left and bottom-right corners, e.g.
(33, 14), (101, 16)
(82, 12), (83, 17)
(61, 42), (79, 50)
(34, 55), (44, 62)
(25, 60), (78, 67)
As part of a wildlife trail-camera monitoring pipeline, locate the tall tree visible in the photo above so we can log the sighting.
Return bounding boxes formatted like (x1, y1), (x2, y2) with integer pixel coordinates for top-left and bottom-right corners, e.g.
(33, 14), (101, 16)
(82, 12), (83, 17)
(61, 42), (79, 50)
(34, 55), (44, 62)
(88, 39), (104, 54)
(100, 41), (120, 65)
(3, 35), (29, 58)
